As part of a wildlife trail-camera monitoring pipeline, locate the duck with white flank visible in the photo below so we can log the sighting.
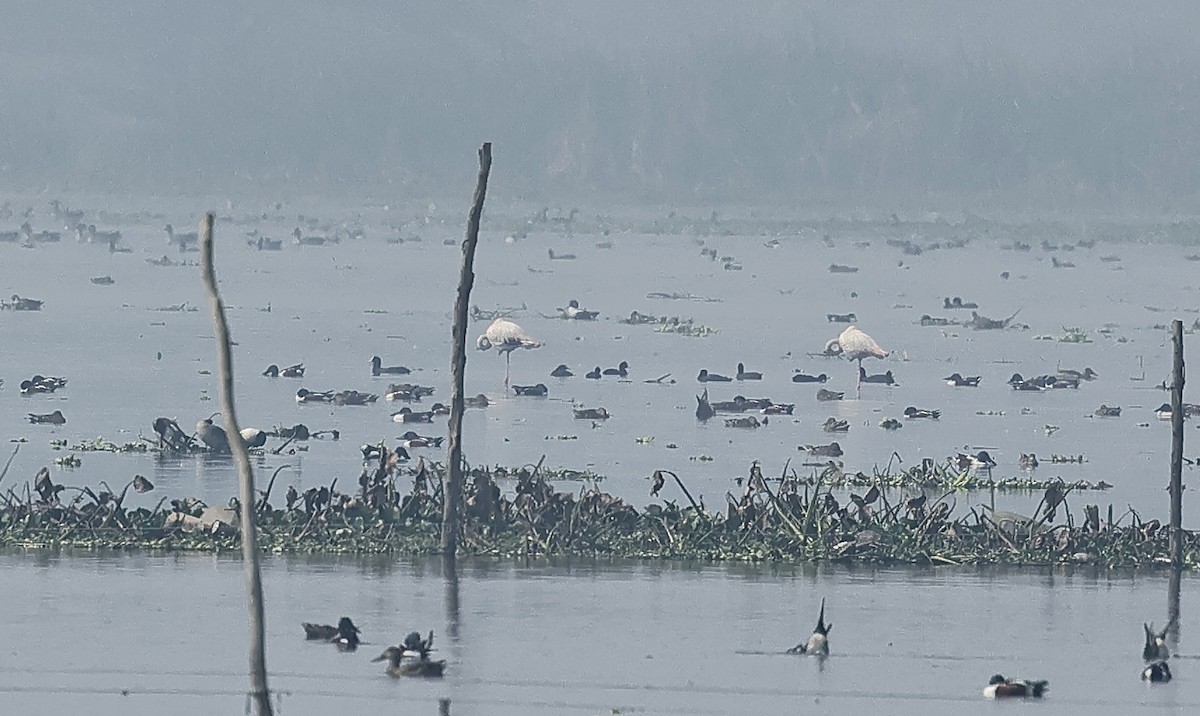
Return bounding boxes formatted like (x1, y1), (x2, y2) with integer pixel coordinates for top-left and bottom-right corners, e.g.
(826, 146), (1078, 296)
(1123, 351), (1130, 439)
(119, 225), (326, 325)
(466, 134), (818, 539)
(903, 406), (940, 420)
(371, 356), (411, 376)
(944, 372), (981, 387)
(697, 369), (732, 383)
(372, 631), (446, 679)
(560, 299), (599, 320)
(983, 675), (1048, 699)
(956, 451), (996, 471)
(263, 363), (305, 378)
(477, 318), (542, 387)
(302, 617), (361, 652)
(1143, 661), (1172, 683)
(391, 408), (435, 423)
(397, 431), (443, 449)
(787, 598), (831, 656)
(735, 362), (762, 381)
(295, 388), (334, 404)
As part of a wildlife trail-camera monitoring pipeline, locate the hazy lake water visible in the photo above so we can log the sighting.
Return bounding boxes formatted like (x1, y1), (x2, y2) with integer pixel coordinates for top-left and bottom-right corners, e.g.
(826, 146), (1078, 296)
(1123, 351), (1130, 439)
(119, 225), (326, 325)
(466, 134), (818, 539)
(1, 204), (1197, 522)
(3, 202), (1200, 712)
(0, 552), (1197, 715)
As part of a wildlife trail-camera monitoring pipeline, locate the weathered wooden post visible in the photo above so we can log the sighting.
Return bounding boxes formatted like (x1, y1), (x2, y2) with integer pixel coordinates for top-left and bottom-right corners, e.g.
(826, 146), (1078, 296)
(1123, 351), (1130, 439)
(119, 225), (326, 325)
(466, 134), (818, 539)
(443, 142), (493, 565)
(199, 213), (273, 716)
(1169, 320), (1185, 570)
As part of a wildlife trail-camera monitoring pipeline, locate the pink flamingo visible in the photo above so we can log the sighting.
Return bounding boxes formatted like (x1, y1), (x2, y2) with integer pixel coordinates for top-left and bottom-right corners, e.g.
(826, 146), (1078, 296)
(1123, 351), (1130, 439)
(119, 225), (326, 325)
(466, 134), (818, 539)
(830, 325), (888, 396)
(477, 318), (542, 386)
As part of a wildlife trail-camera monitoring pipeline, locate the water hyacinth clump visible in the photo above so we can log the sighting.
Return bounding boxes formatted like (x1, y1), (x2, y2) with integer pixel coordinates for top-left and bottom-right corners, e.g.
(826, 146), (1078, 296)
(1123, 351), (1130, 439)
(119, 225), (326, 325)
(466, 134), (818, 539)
(0, 454), (1193, 568)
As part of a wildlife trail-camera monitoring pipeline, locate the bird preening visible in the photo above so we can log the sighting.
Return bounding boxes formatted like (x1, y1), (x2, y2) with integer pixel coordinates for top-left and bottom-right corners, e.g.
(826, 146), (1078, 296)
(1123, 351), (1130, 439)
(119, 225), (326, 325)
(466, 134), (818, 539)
(788, 598), (831, 656)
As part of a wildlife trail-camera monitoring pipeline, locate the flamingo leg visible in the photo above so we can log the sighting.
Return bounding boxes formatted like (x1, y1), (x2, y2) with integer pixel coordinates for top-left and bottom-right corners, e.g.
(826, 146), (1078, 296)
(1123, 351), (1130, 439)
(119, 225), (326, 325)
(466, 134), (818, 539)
(505, 351), (511, 388)
(855, 359), (863, 399)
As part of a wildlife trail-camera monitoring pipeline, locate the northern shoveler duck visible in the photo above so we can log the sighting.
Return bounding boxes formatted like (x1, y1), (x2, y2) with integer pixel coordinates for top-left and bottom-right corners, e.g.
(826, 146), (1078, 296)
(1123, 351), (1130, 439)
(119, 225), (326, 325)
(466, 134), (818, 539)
(603, 361), (630, 377)
(1143, 661), (1172, 683)
(697, 369), (732, 383)
(724, 415), (761, 428)
(823, 417), (849, 433)
(303, 617), (361, 652)
(792, 372), (828, 384)
(762, 402), (794, 415)
(859, 367), (897, 385)
(805, 442), (843, 457)
(263, 363), (305, 378)
(464, 394), (491, 408)
(944, 372), (981, 387)
(695, 389), (715, 421)
(428, 403), (451, 416)
(295, 388), (334, 403)
(27, 410), (66, 425)
(816, 388), (844, 402)
(1019, 453), (1039, 471)
(1144, 622), (1170, 661)
(391, 408), (435, 423)
(551, 364), (574, 378)
(586, 366), (602, 379)
(372, 631), (446, 678)
(1059, 367), (1099, 381)
(397, 430), (443, 449)
(371, 356), (411, 376)
(736, 363), (762, 381)
(573, 407), (610, 420)
(384, 383), (436, 402)
(983, 675), (1048, 699)
(944, 296), (979, 309)
(196, 419), (230, 453)
(787, 598), (831, 656)
(1155, 403), (1174, 420)
(19, 379), (56, 395)
(332, 390), (379, 406)
(562, 299), (599, 320)
(903, 406), (940, 420)
(513, 383), (548, 396)
(957, 451), (996, 470)
(32, 375), (67, 391)
(1095, 404), (1121, 418)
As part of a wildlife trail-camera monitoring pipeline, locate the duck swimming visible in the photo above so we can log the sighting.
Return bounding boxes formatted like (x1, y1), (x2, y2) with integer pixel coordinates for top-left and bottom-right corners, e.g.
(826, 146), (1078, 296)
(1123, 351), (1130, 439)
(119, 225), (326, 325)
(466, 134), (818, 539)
(792, 372), (828, 383)
(561, 299), (599, 320)
(805, 442), (843, 457)
(603, 361), (630, 377)
(295, 388), (334, 403)
(551, 364), (574, 378)
(391, 408), (435, 423)
(735, 362), (762, 381)
(464, 393), (491, 408)
(956, 450), (996, 471)
(302, 617), (361, 652)
(263, 363), (305, 378)
(822, 417), (849, 433)
(816, 388), (844, 402)
(372, 631), (446, 679)
(1095, 404), (1121, 418)
(513, 383), (548, 396)
(859, 367), (897, 385)
(27, 410), (66, 425)
(944, 372), (981, 387)
(724, 415), (762, 428)
(1019, 453), (1039, 471)
(983, 675), (1048, 699)
(333, 390), (379, 406)
(787, 598), (831, 656)
(573, 407), (610, 420)
(697, 369), (732, 383)
(903, 406), (940, 420)
(371, 356), (411, 376)
(695, 389), (715, 421)
(397, 430), (443, 449)
(586, 367), (602, 379)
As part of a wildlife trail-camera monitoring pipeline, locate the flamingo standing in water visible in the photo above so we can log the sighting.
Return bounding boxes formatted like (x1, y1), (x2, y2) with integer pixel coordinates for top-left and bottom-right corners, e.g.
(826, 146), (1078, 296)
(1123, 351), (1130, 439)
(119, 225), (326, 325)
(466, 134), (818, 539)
(829, 325), (888, 396)
(477, 318), (542, 386)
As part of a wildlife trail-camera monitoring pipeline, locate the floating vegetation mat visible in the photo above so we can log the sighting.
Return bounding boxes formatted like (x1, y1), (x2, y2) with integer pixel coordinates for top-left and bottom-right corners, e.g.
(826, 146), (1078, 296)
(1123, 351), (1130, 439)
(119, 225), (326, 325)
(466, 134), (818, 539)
(1, 455), (1191, 568)
(620, 311), (717, 337)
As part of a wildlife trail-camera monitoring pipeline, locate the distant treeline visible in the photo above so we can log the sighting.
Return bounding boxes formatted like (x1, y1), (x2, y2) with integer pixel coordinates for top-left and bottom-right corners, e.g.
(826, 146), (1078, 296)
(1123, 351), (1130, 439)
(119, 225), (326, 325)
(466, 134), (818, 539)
(2, 4), (1198, 206)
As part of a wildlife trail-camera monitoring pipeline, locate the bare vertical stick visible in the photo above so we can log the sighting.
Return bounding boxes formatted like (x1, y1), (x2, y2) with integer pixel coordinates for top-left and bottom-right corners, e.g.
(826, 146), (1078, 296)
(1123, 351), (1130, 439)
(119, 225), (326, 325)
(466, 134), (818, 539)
(1169, 319), (1185, 571)
(199, 213), (273, 716)
(444, 142), (493, 563)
